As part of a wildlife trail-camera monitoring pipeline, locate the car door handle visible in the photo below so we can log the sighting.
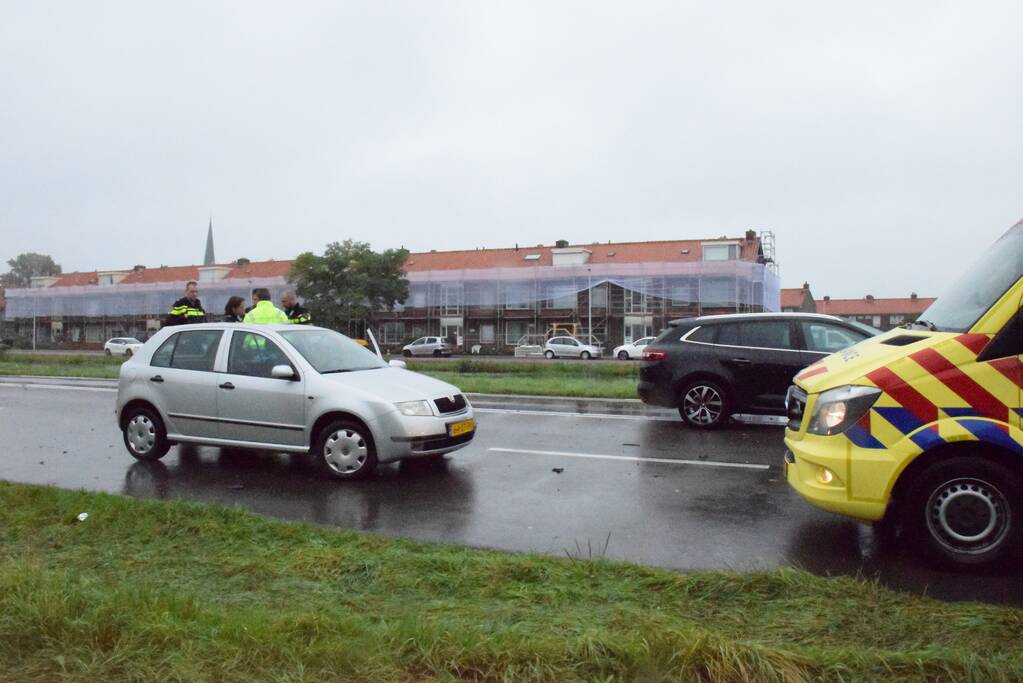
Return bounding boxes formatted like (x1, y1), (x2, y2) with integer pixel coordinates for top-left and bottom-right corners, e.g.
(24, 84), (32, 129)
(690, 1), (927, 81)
(726, 358), (752, 366)
(219, 382), (235, 390)
(149, 375), (164, 383)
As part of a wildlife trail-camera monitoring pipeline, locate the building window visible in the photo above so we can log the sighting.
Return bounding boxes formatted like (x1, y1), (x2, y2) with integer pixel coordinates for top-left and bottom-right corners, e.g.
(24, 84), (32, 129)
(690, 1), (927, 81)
(702, 243), (740, 261)
(440, 284), (462, 315)
(543, 283), (577, 310)
(701, 279), (733, 306)
(504, 284), (533, 310)
(505, 320), (529, 344)
(670, 282), (693, 306)
(409, 285), (427, 308)
(624, 288), (652, 314)
(889, 314), (905, 326)
(465, 283), (497, 308)
(382, 322), (405, 344)
(589, 284), (608, 307)
(480, 323), (495, 344)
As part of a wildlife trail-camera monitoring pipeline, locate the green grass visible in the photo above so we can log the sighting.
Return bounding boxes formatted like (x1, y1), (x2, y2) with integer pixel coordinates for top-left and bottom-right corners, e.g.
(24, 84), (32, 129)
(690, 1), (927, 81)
(0, 352), (124, 379)
(0, 353), (642, 398)
(1, 481), (1021, 681)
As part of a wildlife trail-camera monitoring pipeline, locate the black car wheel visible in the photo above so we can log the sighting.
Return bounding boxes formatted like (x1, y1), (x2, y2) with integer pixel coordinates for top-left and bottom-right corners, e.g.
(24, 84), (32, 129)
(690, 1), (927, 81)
(678, 379), (730, 429)
(122, 406), (171, 461)
(403, 349), (412, 357)
(617, 350), (629, 360)
(313, 419), (378, 481)
(580, 350), (592, 360)
(544, 350), (555, 360)
(903, 455), (1022, 570)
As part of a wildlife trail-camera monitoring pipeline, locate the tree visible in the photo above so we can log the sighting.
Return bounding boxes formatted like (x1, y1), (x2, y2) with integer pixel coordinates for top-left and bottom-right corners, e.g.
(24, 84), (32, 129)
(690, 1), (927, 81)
(1, 253), (62, 288)
(288, 240), (409, 333)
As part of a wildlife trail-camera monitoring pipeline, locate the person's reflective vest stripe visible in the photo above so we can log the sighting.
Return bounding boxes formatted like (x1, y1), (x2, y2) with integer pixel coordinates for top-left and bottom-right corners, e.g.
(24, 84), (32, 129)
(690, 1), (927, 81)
(285, 303), (312, 325)
(165, 297), (206, 326)
(243, 300), (289, 324)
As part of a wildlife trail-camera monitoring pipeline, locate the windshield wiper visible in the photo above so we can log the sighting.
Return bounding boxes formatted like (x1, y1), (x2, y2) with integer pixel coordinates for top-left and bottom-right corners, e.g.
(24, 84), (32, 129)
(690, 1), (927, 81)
(909, 319), (937, 331)
(320, 369), (353, 374)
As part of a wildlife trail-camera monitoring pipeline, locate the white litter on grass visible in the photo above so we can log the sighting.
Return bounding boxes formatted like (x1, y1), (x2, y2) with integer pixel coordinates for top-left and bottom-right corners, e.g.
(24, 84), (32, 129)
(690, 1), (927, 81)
(76, 513), (89, 522)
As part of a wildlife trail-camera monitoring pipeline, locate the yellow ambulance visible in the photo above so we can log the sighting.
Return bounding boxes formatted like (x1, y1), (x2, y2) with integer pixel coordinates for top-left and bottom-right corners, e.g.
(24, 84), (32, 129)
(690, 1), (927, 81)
(784, 219), (1023, 569)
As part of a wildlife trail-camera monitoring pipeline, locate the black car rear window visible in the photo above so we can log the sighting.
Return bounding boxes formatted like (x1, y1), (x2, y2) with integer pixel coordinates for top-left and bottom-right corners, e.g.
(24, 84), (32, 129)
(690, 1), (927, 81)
(687, 325), (717, 343)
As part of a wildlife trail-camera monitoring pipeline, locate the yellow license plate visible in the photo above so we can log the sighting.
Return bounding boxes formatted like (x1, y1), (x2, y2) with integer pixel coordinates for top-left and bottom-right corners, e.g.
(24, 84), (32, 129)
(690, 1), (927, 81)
(448, 419), (475, 438)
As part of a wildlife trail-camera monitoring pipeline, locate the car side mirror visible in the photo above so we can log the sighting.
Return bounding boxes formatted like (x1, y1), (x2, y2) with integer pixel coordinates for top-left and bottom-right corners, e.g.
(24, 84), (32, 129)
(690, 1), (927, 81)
(389, 359), (407, 369)
(271, 365), (296, 380)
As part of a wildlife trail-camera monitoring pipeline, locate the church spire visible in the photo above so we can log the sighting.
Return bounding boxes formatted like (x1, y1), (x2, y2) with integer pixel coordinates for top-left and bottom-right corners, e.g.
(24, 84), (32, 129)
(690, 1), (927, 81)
(203, 216), (216, 265)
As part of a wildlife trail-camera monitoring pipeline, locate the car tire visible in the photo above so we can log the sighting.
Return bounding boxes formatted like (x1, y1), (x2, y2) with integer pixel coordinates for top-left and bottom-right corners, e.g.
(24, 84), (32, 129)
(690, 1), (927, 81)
(678, 378), (731, 429)
(313, 419), (378, 481)
(433, 349), (442, 357)
(580, 350), (591, 360)
(403, 349), (412, 358)
(544, 350), (555, 360)
(902, 454), (1022, 570)
(617, 351), (629, 360)
(125, 349), (133, 358)
(122, 406), (171, 461)
(105, 348), (112, 356)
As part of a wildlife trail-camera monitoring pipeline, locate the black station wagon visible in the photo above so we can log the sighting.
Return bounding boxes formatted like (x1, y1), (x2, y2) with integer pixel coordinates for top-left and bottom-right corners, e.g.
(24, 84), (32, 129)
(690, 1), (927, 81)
(638, 313), (878, 428)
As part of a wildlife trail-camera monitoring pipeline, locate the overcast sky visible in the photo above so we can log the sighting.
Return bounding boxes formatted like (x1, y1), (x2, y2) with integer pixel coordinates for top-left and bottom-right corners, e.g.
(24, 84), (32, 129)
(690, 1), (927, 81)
(1, 1), (1020, 298)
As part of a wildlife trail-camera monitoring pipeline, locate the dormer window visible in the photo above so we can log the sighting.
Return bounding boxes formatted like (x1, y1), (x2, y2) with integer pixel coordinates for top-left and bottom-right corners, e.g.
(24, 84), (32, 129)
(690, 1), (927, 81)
(523, 254), (541, 261)
(702, 243), (740, 261)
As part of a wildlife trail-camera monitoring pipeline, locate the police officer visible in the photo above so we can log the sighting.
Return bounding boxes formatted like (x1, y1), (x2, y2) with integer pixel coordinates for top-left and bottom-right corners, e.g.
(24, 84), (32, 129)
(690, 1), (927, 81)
(243, 288), (289, 324)
(165, 281), (207, 326)
(281, 290), (312, 325)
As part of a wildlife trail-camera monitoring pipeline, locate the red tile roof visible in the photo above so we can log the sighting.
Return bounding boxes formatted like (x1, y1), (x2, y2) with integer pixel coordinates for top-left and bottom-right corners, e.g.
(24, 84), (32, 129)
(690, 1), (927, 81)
(780, 288), (807, 309)
(816, 296), (936, 316)
(405, 237), (761, 272)
(35, 236), (763, 288)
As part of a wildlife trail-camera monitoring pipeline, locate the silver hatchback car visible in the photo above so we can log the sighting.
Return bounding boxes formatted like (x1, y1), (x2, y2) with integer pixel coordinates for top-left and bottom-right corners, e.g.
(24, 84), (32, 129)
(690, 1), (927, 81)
(115, 324), (476, 479)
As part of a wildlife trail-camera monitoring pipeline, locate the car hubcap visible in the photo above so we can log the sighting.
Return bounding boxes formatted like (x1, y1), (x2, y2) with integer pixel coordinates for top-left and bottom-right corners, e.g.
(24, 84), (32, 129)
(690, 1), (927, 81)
(324, 429), (369, 474)
(683, 386), (723, 425)
(127, 415), (156, 454)
(618, 352), (628, 360)
(926, 477), (1010, 554)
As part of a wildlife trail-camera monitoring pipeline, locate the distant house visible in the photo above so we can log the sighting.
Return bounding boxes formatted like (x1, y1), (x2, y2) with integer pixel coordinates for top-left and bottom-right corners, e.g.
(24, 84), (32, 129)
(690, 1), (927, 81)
(815, 293), (936, 331)
(780, 282), (815, 313)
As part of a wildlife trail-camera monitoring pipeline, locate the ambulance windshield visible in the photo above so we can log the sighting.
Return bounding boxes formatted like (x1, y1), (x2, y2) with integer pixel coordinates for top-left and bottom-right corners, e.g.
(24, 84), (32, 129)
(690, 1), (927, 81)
(918, 222), (1023, 332)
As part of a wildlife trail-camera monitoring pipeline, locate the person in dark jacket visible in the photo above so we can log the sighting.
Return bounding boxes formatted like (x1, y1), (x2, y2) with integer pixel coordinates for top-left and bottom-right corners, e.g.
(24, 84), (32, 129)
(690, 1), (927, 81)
(223, 296), (246, 323)
(164, 281), (207, 326)
(281, 290), (312, 325)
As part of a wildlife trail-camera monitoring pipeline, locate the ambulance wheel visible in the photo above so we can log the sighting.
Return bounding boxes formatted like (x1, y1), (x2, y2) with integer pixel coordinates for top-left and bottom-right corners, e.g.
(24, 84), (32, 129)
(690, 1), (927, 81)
(678, 379), (730, 429)
(904, 455), (1023, 570)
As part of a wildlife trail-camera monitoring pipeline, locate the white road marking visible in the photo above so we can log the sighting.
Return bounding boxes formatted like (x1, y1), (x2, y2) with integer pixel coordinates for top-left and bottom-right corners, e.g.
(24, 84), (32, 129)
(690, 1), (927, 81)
(473, 407), (677, 422)
(0, 383), (116, 393)
(487, 447), (771, 470)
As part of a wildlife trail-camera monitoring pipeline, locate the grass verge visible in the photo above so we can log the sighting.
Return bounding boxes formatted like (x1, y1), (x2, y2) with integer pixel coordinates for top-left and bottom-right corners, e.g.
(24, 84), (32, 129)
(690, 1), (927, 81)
(0, 353), (642, 398)
(2, 480), (1022, 681)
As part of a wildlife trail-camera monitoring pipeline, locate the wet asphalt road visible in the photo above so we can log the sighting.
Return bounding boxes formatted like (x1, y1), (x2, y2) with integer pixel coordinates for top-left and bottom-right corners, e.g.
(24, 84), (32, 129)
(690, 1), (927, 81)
(1, 380), (1021, 606)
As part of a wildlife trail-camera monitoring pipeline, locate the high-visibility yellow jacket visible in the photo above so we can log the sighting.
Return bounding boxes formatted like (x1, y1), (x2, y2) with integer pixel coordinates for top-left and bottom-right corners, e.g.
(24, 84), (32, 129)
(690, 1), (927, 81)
(243, 300), (289, 324)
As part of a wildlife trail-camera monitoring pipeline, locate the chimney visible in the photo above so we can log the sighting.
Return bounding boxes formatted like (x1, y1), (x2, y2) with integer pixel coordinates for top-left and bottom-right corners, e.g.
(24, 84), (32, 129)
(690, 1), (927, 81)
(823, 295), (831, 302)
(235, 257), (250, 266)
(910, 292), (918, 300)
(866, 294), (875, 302)
(133, 264), (146, 272)
(555, 239), (569, 248)
(802, 281), (809, 291)
(745, 229), (757, 241)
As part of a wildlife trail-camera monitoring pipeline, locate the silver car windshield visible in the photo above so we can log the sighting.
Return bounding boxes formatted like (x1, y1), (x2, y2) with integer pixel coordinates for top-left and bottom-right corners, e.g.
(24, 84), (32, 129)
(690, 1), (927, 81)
(279, 329), (387, 374)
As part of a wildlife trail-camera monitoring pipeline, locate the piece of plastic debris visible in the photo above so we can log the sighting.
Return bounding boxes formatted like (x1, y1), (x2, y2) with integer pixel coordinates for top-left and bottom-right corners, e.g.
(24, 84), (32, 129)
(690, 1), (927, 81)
(76, 513), (89, 522)
(552, 467), (564, 474)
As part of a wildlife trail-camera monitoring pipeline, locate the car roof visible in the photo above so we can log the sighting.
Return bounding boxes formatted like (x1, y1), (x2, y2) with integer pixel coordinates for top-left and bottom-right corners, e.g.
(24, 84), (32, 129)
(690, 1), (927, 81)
(668, 312), (851, 326)
(159, 323), (324, 333)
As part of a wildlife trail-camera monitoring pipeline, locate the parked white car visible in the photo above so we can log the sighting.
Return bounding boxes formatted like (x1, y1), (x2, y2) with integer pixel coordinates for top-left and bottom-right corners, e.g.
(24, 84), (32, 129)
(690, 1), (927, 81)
(105, 337), (144, 357)
(543, 336), (602, 360)
(613, 336), (655, 360)
(115, 324), (475, 480)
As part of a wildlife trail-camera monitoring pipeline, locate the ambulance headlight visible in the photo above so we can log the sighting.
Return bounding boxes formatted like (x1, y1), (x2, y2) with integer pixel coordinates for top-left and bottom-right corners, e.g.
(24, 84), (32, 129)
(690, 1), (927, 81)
(808, 386), (881, 436)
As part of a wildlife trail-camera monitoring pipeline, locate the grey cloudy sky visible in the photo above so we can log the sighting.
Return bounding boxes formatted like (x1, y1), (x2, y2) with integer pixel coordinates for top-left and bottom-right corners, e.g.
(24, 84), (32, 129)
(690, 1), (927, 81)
(1, 1), (1020, 298)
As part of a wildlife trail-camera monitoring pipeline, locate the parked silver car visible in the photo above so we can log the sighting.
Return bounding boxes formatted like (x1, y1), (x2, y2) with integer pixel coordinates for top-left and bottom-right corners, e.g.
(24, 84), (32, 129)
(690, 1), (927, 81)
(543, 336), (602, 360)
(115, 324), (475, 479)
(402, 336), (454, 357)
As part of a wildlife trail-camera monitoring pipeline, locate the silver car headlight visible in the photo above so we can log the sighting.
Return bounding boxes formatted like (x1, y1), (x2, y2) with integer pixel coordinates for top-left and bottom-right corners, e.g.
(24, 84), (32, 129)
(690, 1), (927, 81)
(807, 385), (881, 436)
(395, 400), (434, 417)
